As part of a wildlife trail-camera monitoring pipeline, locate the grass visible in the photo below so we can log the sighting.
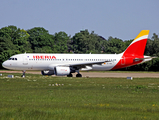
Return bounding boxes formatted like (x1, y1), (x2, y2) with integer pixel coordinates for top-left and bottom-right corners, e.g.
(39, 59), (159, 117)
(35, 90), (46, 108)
(0, 73), (159, 120)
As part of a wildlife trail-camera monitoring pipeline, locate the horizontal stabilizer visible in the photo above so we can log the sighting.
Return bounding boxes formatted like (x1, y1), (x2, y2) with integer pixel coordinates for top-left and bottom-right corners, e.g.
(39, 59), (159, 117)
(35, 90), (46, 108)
(133, 56), (157, 61)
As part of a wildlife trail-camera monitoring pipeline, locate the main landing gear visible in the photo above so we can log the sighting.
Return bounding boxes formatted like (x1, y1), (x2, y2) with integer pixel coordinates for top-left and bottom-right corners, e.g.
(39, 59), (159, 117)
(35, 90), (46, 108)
(67, 70), (82, 77)
(67, 73), (73, 77)
(67, 73), (82, 77)
(76, 74), (82, 77)
(21, 70), (26, 77)
(76, 70), (82, 77)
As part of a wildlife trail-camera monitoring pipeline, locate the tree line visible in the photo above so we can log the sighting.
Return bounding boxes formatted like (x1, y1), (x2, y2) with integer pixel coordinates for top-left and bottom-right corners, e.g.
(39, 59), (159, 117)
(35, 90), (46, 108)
(0, 25), (159, 71)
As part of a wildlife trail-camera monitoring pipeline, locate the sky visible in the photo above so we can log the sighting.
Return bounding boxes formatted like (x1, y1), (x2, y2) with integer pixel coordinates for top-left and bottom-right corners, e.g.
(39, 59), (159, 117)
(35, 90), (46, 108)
(0, 0), (159, 40)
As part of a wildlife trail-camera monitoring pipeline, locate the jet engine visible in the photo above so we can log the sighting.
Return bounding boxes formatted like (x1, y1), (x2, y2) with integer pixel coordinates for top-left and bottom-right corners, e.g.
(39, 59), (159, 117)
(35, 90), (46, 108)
(54, 67), (70, 76)
(41, 70), (54, 75)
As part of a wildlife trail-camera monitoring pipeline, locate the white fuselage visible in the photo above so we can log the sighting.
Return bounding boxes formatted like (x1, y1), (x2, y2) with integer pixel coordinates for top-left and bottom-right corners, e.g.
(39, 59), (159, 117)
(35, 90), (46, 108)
(2, 53), (123, 71)
(2, 30), (153, 77)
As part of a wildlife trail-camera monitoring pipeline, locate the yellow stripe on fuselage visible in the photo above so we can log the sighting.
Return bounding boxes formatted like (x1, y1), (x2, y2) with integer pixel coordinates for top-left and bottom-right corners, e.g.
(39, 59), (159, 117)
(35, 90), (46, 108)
(133, 30), (149, 41)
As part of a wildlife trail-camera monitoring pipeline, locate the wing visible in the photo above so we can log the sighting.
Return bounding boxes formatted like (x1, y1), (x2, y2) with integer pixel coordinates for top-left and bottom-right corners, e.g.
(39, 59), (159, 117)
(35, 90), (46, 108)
(57, 60), (110, 70)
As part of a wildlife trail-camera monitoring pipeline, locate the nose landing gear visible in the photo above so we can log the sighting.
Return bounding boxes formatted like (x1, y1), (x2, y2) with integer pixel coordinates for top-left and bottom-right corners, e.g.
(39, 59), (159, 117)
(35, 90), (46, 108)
(21, 70), (26, 77)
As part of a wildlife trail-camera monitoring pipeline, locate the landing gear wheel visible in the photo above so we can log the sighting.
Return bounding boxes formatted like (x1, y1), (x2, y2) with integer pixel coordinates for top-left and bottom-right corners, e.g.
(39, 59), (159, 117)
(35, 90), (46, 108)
(21, 70), (26, 78)
(76, 74), (82, 77)
(21, 75), (25, 77)
(67, 73), (73, 77)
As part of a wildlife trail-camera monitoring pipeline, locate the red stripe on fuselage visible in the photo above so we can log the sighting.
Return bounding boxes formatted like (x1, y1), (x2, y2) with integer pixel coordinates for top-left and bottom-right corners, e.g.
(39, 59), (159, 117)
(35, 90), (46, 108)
(111, 56), (143, 70)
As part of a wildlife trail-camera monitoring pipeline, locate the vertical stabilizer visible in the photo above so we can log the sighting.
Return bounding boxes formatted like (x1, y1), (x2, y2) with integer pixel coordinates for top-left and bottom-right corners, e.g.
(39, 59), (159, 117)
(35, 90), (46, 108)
(111, 30), (150, 70)
(123, 30), (149, 57)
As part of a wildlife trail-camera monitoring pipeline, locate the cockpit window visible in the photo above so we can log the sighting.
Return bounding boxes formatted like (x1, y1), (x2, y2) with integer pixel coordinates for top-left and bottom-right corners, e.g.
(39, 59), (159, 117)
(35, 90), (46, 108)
(8, 58), (17, 60)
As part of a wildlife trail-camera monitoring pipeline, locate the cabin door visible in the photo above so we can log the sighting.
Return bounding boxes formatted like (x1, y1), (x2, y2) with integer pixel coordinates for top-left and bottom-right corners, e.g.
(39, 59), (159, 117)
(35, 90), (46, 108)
(23, 55), (28, 65)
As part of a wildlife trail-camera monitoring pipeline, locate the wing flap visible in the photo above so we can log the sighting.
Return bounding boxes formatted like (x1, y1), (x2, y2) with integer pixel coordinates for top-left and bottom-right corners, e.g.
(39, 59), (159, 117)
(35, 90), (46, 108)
(57, 60), (109, 68)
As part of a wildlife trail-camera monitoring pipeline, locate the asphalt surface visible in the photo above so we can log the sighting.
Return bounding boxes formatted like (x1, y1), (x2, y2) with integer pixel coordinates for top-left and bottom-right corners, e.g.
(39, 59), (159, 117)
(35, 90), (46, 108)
(1, 71), (159, 78)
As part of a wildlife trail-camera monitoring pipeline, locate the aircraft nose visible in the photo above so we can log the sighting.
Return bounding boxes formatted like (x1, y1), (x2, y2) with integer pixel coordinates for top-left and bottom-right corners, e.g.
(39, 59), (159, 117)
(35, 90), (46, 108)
(2, 61), (7, 68)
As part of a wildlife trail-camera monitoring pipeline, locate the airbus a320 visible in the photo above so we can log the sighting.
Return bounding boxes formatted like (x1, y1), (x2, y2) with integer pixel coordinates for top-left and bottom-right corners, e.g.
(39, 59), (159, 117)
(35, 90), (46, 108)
(2, 30), (155, 77)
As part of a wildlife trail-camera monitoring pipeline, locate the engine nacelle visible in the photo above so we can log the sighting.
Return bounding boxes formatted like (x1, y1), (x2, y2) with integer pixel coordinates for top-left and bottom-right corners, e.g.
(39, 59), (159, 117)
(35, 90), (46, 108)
(55, 67), (70, 76)
(41, 70), (54, 75)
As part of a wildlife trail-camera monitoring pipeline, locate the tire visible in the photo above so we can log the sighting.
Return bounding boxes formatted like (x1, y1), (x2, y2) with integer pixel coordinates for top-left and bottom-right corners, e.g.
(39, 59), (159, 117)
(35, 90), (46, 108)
(67, 73), (73, 77)
(76, 74), (82, 77)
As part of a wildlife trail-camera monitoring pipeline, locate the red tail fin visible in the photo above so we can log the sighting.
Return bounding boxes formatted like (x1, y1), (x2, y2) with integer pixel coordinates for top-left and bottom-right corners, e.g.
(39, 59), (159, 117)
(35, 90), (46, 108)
(123, 30), (149, 57)
(111, 30), (150, 70)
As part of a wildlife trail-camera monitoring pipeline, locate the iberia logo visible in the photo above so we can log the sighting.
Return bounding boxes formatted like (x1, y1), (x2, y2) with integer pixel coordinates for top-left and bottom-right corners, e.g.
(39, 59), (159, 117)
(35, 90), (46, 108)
(33, 55), (56, 59)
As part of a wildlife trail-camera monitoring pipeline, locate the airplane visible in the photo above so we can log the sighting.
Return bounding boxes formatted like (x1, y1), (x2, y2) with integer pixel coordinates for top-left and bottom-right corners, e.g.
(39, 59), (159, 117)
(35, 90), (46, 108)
(2, 30), (155, 77)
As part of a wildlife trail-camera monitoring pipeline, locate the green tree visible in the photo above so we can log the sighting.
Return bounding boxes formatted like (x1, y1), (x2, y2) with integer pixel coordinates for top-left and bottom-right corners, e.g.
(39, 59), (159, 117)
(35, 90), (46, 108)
(27, 27), (54, 53)
(72, 29), (105, 53)
(152, 33), (159, 56)
(144, 39), (153, 56)
(72, 30), (90, 53)
(0, 26), (31, 68)
(53, 31), (70, 53)
(106, 37), (125, 54)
